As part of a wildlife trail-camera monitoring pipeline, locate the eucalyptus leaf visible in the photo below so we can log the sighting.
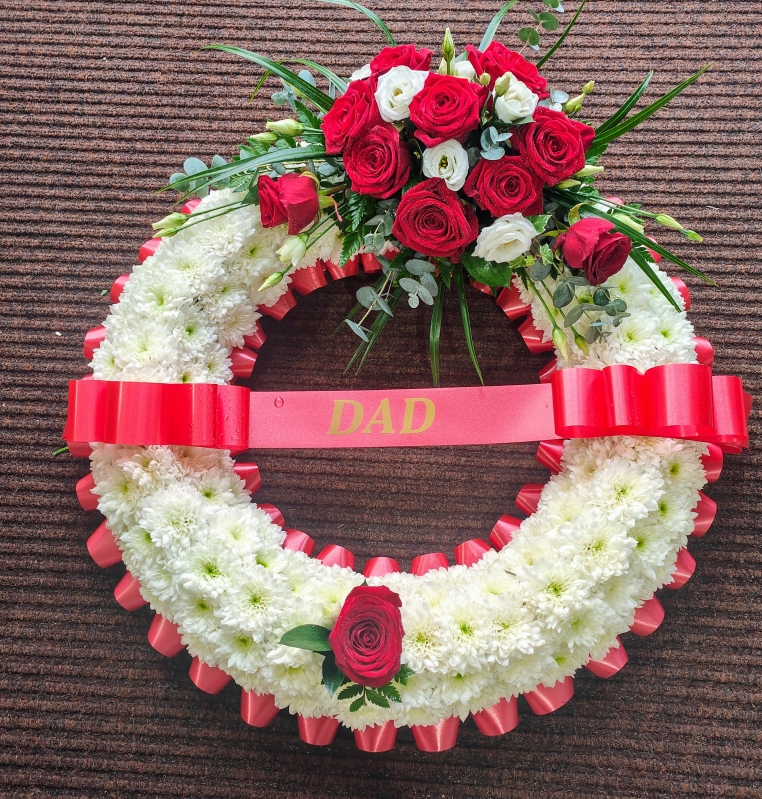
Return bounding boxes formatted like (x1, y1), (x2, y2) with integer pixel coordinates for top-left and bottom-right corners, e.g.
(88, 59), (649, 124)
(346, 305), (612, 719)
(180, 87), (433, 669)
(356, 285), (378, 309)
(563, 304), (585, 327)
(345, 319), (369, 342)
(593, 288), (610, 306)
(420, 272), (438, 295)
(553, 282), (574, 308)
(399, 277), (420, 293)
(407, 293), (420, 308)
(375, 294), (393, 316)
(416, 285), (434, 305)
(527, 260), (553, 281)
(183, 157), (208, 175)
(405, 258), (436, 275)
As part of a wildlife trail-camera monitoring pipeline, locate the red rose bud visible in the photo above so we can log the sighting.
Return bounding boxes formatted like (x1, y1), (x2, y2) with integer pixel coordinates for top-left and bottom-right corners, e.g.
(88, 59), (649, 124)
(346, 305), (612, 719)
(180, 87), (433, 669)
(554, 217), (632, 285)
(321, 79), (382, 155)
(370, 44), (433, 75)
(327, 585), (404, 688)
(464, 156), (545, 217)
(516, 107), (595, 185)
(344, 123), (411, 199)
(257, 173), (319, 234)
(465, 41), (548, 98)
(409, 73), (487, 146)
(392, 177), (478, 259)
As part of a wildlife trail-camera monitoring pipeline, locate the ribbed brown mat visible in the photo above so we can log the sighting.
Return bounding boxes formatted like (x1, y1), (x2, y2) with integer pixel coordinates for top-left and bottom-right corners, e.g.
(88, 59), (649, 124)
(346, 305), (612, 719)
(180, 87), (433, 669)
(1, 1), (761, 796)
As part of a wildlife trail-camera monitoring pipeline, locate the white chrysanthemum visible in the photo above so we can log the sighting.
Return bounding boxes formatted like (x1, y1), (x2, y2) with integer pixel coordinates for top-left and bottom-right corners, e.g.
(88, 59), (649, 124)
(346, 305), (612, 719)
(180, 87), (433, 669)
(520, 558), (593, 631)
(584, 460), (663, 524)
(555, 516), (636, 583)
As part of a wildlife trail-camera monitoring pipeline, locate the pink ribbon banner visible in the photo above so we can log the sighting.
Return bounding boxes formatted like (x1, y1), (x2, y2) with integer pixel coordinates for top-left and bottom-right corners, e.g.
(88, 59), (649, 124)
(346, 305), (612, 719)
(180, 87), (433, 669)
(64, 364), (752, 454)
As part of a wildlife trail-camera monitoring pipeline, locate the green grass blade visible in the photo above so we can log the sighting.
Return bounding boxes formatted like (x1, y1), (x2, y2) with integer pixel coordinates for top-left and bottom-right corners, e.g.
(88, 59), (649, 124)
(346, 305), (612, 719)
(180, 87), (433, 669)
(203, 45), (334, 112)
(536, 0), (587, 68)
(429, 280), (444, 387)
(291, 58), (348, 95)
(629, 246), (681, 312)
(249, 69), (272, 102)
(478, 0), (520, 51)
(595, 70), (653, 135)
(455, 268), (484, 385)
(592, 65), (710, 147)
(162, 146), (328, 194)
(313, 0), (396, 45)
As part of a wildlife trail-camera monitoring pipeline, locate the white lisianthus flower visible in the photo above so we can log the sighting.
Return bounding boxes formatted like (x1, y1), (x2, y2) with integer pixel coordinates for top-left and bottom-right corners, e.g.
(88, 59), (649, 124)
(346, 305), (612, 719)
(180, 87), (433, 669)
(473, 213), (536, 263)
(437, 58), (477, 81)
(494, 72), (539, 123)
(349, 63), (372, 82)
(374, 66), (428, 122)
(421, 140), (470, 191)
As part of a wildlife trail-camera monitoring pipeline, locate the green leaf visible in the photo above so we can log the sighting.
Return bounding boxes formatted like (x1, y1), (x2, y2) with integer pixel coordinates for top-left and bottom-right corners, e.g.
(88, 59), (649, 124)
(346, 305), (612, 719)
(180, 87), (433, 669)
(478, 1), (520, 51)
(455, 267), (484, 385)
(347, 192), (376, 232)
(596, 71), (654, 136)
(376, 683), (402, 703)
(349, 696), (366, 712)
(321, 651), (345, 696)
(162, 146), (328, 196)
(312, 0), (396, 45)
(294, 100), (322, 131)
(339, 231), (363, 267)
(290, 58), (348, 95)
(460, 252), (513, 288)
(629, 246), (682, 312)
(365, 689), (390, 709)
(338, 683), (364, 700)
(394, 664), (415, 685)
(203, 45), (334, 113)
(279, 624), (332, 652)
(537, 0), (587, 68)
(529, 214), (552, 234)
(592, 65), (711, 148)
(429, 278), (444, 387)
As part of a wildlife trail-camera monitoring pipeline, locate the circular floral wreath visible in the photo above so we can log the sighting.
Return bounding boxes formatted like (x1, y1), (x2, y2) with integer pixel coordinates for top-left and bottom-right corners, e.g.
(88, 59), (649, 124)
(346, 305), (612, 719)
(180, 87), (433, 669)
(68, 3), (734, 752)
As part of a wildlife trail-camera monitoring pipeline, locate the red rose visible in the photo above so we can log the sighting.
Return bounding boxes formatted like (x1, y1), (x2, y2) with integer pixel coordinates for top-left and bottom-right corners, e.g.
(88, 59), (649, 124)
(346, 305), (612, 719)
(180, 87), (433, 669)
(466, 41), (548, 98)
(343, 123), (411, 199)
(370, 44), (433, 75)
(392, 177), (479, 259)
(328, 585), (404, 688)
(515, 106), (595, 185)
(409, 73), (488, 147)
(258, 173), (319, 234)
(320, 78), (381, 155)
(553, 217), (632, 284)
(463, 155), (545, 217)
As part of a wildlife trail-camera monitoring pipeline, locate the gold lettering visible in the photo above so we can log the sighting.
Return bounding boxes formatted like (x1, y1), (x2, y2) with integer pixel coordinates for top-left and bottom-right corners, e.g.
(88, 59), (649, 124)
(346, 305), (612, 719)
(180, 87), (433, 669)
(399, 398), (436, 434)
(327, 400), (364, 435)
(361, 398), (395, 434)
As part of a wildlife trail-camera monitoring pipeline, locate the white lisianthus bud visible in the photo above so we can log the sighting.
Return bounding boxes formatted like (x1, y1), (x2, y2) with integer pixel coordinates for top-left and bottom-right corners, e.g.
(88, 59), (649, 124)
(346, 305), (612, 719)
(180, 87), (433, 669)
(494, 73), (539, 123)
(473, 213), (536, 264)
(573, 165), (604, 177)
(552, 326), (570, 361)
(374, 66), (428, 122)
(276, 235), (308, 267)
(422, 140), (470, 191)
(250, 131), (279, 143)
(266, 119), (305, 136)
(152, 212), (187, 231)
(349, 63), (372, 82)
(258, 270), (286, 291)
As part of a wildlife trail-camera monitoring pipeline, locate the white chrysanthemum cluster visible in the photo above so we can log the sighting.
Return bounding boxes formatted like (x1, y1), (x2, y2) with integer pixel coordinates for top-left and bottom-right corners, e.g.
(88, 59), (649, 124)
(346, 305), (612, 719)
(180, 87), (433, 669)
(91, 189), (343, 384)
(88, 192), (707, 730)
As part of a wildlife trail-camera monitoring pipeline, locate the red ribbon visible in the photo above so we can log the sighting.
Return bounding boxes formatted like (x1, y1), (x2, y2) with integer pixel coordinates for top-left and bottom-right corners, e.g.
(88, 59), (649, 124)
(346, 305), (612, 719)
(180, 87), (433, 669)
(63, 363), (750, 454)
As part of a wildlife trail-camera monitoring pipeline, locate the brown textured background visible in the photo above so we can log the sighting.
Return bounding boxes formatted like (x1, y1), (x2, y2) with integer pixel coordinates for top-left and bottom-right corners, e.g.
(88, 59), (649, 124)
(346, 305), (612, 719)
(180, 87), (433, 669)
(1, 1), (761, 796)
